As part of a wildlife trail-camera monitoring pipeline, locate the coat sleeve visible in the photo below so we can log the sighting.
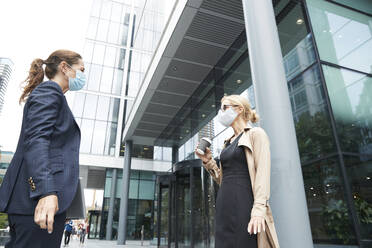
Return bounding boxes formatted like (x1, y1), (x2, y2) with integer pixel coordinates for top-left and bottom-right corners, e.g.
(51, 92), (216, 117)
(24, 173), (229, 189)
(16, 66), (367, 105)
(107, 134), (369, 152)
(23, 82), (63, 199)
(202, 158), (222, 185)
(251, 127), (271, 218)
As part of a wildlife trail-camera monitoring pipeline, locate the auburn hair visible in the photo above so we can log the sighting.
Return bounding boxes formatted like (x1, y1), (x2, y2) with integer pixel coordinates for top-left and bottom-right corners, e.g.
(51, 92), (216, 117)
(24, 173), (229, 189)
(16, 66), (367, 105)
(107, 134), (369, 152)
(20, 49), (82, 103)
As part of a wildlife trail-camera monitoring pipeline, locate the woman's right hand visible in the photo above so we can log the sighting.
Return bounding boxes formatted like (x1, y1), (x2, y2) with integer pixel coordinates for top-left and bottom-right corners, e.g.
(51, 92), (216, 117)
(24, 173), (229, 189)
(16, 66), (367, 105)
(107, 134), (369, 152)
(194, 143), (212, 163)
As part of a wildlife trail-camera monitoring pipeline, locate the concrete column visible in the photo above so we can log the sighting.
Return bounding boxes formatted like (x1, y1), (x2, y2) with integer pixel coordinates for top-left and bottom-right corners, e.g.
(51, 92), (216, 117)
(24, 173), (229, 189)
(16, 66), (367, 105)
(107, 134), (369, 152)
(106, 168), (118, 240)
(117, 140), (133, 245)
(241, 1), (313, 247)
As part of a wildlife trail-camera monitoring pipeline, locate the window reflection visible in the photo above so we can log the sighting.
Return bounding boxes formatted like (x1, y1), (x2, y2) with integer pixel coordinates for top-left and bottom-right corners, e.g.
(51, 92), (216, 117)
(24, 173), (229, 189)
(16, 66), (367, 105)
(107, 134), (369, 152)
(302, 157), (357, 244)
(344, 156), (372, 241)
(323, 65), (372, 154)
(307, 0), (372, 74)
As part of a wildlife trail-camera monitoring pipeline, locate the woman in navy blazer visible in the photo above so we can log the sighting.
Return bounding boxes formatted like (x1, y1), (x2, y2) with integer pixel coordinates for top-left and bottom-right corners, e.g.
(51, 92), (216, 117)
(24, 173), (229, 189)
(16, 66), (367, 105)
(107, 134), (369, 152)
(0, 50), (85, 248)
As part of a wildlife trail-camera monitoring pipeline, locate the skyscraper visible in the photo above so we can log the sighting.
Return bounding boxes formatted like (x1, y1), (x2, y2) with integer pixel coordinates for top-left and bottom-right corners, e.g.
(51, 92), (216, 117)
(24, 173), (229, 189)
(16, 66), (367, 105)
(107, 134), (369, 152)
(0, 58), (14, 116)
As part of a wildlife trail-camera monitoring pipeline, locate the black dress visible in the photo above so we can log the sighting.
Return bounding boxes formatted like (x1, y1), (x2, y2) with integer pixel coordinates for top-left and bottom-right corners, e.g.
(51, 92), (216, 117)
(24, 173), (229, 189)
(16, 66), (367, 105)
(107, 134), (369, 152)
(215, 132), (258, 248)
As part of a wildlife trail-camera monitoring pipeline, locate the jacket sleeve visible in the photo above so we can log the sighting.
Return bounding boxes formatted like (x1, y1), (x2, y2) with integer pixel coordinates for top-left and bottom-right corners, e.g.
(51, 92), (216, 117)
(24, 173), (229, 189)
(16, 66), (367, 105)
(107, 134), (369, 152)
(23, 82), (63, 199)
(251, 127), (271, 218)
(202, 158), (222, 185)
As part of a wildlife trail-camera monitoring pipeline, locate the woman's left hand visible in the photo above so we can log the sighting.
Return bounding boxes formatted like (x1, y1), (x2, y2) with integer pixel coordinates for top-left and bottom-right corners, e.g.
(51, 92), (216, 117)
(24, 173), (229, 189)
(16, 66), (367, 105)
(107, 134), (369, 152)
(247, 216), (265, 235)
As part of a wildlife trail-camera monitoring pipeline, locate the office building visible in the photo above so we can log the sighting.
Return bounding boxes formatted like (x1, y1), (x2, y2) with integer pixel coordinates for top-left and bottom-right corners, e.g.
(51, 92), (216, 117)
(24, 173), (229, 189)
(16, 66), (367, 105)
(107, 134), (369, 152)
(0, 58), (13, 116)
(117, 0), (372, 247)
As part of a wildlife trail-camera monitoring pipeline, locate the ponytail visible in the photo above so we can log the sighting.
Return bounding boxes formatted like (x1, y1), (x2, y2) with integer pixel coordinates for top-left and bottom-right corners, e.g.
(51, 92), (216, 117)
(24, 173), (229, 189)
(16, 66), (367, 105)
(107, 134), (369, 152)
(19, 58), (45, 103)
(19, 49), (82, 104)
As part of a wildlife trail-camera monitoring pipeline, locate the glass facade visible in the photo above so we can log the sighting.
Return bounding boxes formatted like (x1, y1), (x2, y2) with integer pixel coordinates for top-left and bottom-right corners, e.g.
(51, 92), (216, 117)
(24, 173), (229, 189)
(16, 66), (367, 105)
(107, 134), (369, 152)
(75, 0), (176, 157)
(153, 0), (372, 247)
(100, 168), (156, 240)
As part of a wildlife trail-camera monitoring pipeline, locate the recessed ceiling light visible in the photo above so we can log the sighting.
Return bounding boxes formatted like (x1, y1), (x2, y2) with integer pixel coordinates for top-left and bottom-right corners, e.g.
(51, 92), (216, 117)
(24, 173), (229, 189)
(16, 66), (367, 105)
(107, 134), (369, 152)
(173, 66), (177, 71)
(144, 147), (149, 150)
(186, 130), (189, 133)
(211, 104), (215, 108)
(202, 114), (206, 118)
(367, 177), (371, 180)
(179, 136), (183, 139)
(236, 79), (242, 84)
(296, 18), (304, 25)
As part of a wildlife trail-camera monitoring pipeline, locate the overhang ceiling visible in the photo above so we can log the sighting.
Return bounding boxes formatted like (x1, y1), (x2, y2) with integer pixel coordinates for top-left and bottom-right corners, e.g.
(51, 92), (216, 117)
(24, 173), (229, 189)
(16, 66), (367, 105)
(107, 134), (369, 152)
(124, 0), (246, 145)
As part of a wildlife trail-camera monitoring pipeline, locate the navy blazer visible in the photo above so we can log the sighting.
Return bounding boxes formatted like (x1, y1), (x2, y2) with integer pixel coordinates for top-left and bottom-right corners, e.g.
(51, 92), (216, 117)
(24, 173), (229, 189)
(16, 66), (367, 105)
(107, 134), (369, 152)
(0, 81), (81, 215)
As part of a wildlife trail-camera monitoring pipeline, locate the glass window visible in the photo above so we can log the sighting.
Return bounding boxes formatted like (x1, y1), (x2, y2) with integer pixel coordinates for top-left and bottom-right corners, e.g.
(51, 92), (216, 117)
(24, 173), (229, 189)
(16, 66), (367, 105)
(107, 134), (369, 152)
(83, 94), (98, 119)
(87, 17), (99, 39)
(105, 122), (117, 156)
(83, 42), (94, 63)
(109, 98), (120, 123)
(96, 96), (110, 121)
(289, 65), (336, 163)
(112, 68), (123, 95)
(88, 64), (102, 91)
(104, 46), (117, 67)
(154, 146), (162, 160)
(91, 0), (101, 17)
(302, 157), (357, 245)
(91, 121), (107, 155)
(111, 2), (123, 23)
(103, 177), (112, 198)
(139, 180), (155, 200)
(178, 145), (185, 161)
(332, 0), (372, 15)
(72, 92), (85, 118)
(163, 147), (172, 161)
(92, 44), (106, 64)
(322, 65), (372, 154)
(127, 71), (141, 97)
(131, 170), (140, 179)
(100, 66), (114, 93)
(107, 22), (120, 44)
(80, 119), (94, 153)
(115, 177), (122, 198)
(100, 0), (112, 20)
(140, 171), (154, 180)
(307, 0), (372, 74)
(344, 156), (372, 241)
(132, 145), (154, 159)
(116, 48), (126, 69)
(97, 19), (109, 42)
(129, 179), (139, 199)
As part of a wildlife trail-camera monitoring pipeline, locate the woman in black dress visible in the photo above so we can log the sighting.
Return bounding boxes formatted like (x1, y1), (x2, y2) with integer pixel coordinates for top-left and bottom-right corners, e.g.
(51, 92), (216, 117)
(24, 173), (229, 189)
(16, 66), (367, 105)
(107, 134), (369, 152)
(195, 94), (268, 248)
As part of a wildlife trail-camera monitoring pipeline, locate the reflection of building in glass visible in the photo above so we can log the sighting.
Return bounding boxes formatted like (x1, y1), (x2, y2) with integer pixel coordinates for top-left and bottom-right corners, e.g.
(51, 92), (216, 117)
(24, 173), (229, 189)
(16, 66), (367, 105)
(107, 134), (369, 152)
(0, 58), (13, 116)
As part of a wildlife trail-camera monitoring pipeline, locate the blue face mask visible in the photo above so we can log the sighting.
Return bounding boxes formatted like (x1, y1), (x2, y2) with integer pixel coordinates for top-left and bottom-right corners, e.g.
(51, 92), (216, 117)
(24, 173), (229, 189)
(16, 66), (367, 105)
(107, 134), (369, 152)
(67, 64), (87, 91)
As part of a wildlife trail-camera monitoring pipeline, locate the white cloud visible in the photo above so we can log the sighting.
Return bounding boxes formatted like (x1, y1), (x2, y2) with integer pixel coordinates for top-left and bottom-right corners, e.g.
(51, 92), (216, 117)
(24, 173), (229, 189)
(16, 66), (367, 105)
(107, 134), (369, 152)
(0, 0), (91, 151)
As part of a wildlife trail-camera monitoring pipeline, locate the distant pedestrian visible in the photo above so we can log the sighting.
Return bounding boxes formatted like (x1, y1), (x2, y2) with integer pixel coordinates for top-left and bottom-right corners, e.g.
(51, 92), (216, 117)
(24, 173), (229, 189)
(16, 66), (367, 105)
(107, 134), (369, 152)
(79, 222), (86, 244)
(64, 220), (73, 246)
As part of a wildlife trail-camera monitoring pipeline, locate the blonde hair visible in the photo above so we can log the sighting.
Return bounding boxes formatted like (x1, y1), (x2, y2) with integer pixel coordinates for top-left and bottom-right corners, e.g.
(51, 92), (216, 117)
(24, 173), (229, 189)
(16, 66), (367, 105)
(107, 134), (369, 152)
(221, 94), (259, 123)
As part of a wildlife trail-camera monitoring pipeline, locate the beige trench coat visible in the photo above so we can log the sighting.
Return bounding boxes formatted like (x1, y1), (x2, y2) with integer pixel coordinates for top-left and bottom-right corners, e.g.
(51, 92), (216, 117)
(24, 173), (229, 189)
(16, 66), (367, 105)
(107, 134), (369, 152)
(203, 123), (280, 248)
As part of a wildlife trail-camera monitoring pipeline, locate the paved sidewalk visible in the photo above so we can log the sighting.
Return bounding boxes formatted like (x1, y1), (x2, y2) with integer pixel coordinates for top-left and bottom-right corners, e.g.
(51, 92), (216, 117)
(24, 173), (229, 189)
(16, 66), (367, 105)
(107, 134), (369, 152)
(0, 239), (157, 248)
(60, 239), (157, 248)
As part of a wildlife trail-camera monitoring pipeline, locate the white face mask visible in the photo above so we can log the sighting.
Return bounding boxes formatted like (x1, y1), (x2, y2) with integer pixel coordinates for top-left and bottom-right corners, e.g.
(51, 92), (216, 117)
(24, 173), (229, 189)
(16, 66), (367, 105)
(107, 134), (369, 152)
(217, 108), (238, 127)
